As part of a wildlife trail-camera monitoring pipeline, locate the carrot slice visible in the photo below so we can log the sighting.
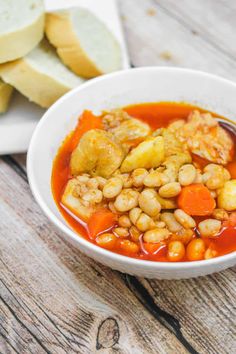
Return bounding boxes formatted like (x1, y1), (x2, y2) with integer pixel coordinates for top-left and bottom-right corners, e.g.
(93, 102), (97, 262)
(70, 110), (102, 150)
(87, 209), (117, 239)
(178, 184), (215, 216)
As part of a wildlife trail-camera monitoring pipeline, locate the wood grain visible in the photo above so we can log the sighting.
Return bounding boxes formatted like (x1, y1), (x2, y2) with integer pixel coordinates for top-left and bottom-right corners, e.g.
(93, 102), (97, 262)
(118, 2), (236, 352)
(1, 1), (236, 353)
(0, 158), (188, 353)
(154, 0), (236, 58)
(2, 137), (236, 354)
(120, 0), (236, 80)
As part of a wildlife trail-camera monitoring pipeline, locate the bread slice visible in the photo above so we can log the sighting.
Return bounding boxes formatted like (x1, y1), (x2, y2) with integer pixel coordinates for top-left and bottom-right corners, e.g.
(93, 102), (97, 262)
(0, 0), (45, 63)
(0, 79), (14, 113)
(0, 39), (85, 108)
(45, 7), (122, 78)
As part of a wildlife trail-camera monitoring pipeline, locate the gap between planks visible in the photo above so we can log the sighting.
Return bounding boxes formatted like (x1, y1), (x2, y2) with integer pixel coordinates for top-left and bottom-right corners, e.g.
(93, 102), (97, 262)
(0, 155), (196, 353)
(3, 140), (236, 354)
(3, 151), (236, 353)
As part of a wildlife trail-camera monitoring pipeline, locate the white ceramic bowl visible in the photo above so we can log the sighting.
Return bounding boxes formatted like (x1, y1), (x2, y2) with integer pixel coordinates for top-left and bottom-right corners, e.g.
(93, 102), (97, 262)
(27, 67), (236, 279)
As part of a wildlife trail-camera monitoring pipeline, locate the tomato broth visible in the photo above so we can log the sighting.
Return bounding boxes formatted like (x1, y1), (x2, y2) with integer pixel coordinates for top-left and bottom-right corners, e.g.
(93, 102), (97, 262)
(51, 103), (236, 261)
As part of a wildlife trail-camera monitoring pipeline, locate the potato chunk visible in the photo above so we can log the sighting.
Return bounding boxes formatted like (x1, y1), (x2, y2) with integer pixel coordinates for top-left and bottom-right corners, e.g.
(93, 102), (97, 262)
(217, 180), (236, 211)
(120, 136), (165, 173)
(70, 129), (125, 178)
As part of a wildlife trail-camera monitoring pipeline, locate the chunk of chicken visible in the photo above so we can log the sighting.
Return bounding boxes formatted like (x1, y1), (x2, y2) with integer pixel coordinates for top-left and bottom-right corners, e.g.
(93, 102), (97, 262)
(102, 109), (131, 129)
(61, 177), (104, 221)
(111, 118), (151, 144)
(102, 109), (151, 145)
(120, 136), (165, 173)
(161, 127), (187, 157)
(176, 110), (233, 165)
(70, 129), (125, 178)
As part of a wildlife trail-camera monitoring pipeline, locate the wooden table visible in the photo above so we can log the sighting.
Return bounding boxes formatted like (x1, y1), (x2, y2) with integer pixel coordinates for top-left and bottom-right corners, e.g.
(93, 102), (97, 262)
(1, 1), (236, 353)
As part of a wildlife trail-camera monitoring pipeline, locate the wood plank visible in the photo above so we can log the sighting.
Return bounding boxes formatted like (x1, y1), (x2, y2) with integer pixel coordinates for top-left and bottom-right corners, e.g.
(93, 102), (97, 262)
(3, 151), (236, 354)
(0, 158), (188, 354)
(118, 2), (236, 353)
(154, 0), (236, 58)
(119, 0), (236, 80)
(137, 269), (236, 354)
(3, 1), (236, 353)
(11, 154), (26, 172)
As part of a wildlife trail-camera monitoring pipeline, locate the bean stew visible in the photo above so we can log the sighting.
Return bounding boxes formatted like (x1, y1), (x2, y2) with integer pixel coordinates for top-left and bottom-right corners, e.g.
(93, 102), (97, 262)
(51, 103), (236, 262)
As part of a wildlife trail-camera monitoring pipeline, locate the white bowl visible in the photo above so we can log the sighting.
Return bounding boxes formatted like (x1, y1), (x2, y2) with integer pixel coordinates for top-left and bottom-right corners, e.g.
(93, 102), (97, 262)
(27, 67), (236, 279)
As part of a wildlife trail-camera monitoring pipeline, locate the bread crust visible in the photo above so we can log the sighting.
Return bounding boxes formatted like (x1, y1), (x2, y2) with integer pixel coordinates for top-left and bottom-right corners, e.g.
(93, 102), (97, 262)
(0, 13), (45, 64)
(0, 59), (72, 108)
(45, 12), (103, 78)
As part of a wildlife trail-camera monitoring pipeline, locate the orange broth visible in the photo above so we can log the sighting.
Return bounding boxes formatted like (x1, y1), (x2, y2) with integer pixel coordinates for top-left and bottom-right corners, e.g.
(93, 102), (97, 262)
(51, 102), (236, 261)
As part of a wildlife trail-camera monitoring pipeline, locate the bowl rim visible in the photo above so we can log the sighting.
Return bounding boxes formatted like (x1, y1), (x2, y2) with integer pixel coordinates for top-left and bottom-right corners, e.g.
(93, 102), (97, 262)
(27, 66), (236, 270)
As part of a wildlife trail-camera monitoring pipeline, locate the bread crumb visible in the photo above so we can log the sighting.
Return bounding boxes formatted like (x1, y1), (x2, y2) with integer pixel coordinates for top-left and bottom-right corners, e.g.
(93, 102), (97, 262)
(147, 8), (156, 16)
(160, 51), (172, 61)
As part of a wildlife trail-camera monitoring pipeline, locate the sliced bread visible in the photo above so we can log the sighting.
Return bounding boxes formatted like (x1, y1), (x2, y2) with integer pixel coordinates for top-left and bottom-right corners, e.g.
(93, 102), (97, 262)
(0, 0), (45, 63)
(0, 39), (85, 108)
(45, 7), (122, 78)
(0, 79), (13, 113)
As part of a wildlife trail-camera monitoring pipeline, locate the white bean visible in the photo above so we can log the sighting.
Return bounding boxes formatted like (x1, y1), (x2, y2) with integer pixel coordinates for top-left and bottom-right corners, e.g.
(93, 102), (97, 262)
(87, 177), (99, 189)
(121, 173), (133, 188)
(139, 189), (161, 217)
(170, 228), (194, 245)
(131, 168), (148, 187)
(159, 182), (181, 198)
(155, 221), (166, 228)
(114, 189), (139, 212)
(129, 207), (142, 225)
(178, 164), (196, 186)
(210, 191), (217, 199)
(217, 180), (236, 211)
(204, 248), (217, 260)
(193, 169), (203, 184)
(174, 209), (196, 229)
(207, 175), (225, 190)
(129, 225), (141, 242)
(113, 227), (129, 238)
(198, 219), (221, 238)
(212, 209), (229, 221)
(77, 175), (90, 183)
(108, 201), (117, 213)
(143, 228), (170, 243)
(202, 172), (211, 184)
(223, 168), (231, 181)
(82, 189), (103, 203)
(103, 177), (123, 198)
(136, 213), (155, 232)
(144, 171), (163, 187)
(161, 212), (182, 233)
(95, 176), (107, 189)
(203, 164), (229, 190)
(156, 194), (177, 209)
(118, 215), (132, 228)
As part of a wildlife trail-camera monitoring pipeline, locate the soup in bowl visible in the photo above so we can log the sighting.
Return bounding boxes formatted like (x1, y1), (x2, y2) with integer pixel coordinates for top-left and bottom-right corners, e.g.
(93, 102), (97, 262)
(27, 67), (236, 278)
